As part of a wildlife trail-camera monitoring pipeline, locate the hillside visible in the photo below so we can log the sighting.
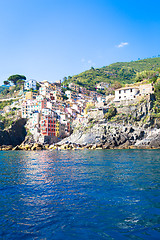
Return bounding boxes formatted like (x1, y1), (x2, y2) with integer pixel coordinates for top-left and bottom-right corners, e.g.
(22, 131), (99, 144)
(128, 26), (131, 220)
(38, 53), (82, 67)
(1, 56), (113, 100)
(63, 57), (160, 90)
(0, 85), (10, 93)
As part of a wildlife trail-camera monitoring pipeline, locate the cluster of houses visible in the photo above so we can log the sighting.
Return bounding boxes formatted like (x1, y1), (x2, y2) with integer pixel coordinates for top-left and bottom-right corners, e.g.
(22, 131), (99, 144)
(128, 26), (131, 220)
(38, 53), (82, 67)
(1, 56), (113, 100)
(18, 79), (154, 144)
(20, 80), (108, 143)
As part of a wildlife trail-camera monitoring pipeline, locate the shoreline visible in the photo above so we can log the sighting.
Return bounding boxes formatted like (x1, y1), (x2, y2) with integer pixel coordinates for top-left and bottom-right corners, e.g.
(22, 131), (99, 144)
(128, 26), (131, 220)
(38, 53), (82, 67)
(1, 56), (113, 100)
(0, 143), (160, 151)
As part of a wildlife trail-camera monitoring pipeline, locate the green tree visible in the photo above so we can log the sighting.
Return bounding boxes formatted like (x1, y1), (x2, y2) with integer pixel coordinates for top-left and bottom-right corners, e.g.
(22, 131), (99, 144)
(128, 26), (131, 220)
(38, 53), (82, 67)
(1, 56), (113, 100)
(154, 82), (160, 101)
(36, 82), (41, 90)
(151, 76), (158, 83)
(104, 107), (117, 120)
(17, 79), (25, 85)
(135, 70), (157, 82)
(3, 80), (10, 86)
(8, 74), (26, 86)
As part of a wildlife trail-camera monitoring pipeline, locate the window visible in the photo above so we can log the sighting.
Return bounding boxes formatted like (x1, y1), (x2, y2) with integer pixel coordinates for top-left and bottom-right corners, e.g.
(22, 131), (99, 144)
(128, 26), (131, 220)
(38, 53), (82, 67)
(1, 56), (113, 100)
(119, 90), (121, 94)
(130, 89), (132, 92)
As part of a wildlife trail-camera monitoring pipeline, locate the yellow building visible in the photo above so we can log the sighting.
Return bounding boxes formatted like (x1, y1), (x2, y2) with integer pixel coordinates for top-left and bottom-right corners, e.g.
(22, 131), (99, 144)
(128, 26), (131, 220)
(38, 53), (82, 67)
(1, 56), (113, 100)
(25, 91), (38, 100)
(56, 121), (60, 137)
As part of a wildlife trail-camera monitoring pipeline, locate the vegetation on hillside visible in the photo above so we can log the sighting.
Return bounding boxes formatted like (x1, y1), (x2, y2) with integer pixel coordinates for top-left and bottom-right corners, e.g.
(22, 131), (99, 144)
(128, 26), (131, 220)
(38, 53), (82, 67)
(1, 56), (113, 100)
(63, 57), (160, 91)
(0, 85), (10, 94)
(153, 81), (160, 115)
(7, 74), (26, 86)
(0, 85), (21, 98)
(104, 107), (117, 120)
(0, 113), (15, 130)
(154, 81), (160, 101)
(0, 100), (20, 130)
(135, 70), (158, 82)
(0, 100), (14, 109)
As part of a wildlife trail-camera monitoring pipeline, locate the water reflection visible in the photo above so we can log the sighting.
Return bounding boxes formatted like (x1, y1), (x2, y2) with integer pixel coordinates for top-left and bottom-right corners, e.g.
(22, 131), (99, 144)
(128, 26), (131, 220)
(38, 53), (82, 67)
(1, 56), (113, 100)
(0, 150), (160, 239)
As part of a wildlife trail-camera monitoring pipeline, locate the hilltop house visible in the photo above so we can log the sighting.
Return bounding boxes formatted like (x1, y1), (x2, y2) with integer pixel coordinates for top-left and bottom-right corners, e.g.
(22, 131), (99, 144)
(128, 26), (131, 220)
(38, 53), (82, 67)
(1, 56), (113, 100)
(114, 86), (139, 101)
(139, 83), (154, 96)
(114, 83), (154, 102)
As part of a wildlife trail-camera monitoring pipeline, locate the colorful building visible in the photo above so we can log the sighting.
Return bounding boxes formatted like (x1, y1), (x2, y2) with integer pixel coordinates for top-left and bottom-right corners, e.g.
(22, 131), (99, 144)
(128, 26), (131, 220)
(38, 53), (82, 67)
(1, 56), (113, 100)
(40, 115), (57, 136)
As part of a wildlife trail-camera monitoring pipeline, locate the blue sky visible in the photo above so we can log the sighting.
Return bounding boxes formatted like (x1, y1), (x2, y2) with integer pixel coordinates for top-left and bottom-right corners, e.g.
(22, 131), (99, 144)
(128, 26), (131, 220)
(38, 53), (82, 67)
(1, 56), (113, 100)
(0, 0), (160, 84)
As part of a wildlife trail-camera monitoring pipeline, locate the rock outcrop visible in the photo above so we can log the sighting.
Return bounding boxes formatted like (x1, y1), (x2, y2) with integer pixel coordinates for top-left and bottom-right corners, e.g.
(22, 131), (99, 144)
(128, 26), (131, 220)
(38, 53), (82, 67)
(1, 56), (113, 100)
(58, 97), (160, 149)
(0, 118), (27, 147)
(135, 129), (160, 148)
(58, 122), (160, 149)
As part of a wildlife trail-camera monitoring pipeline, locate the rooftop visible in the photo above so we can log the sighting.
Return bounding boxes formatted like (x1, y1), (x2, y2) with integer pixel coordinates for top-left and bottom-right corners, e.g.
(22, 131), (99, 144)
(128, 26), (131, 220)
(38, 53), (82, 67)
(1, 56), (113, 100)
(115, 86), (139, 91)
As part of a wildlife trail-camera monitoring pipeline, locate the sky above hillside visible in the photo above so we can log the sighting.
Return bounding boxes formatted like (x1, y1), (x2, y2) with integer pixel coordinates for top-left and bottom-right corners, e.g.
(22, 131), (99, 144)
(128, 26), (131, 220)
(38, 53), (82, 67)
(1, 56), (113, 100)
(0, 0), (160, 84)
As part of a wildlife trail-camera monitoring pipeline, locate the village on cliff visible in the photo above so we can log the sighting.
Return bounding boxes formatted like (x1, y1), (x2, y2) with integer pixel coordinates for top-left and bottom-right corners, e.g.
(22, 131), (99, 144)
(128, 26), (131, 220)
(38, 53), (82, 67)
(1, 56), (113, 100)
(1, 78), (155, 146)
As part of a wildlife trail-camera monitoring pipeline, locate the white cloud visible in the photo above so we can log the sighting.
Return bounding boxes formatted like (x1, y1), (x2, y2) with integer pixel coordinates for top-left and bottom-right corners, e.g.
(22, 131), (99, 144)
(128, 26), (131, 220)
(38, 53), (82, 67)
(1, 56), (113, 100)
(116, 42), (129, 48)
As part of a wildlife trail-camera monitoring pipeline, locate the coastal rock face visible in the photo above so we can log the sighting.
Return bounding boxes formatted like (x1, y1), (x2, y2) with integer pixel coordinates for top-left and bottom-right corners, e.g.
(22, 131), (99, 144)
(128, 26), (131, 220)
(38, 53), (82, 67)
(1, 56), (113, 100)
(59, 97), (160, 149)
(58, 97), (160, 149)
(59, 122), (144, 146)
(59, 122), (160, 149)
(135, 129), (160, 148)
(0, 118), (27, 147)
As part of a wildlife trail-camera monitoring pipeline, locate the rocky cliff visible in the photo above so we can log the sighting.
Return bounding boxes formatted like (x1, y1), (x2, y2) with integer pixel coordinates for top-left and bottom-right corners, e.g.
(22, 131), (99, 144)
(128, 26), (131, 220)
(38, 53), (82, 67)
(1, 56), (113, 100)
(59, 97), (160, 149)
(0, 118), (27, 147)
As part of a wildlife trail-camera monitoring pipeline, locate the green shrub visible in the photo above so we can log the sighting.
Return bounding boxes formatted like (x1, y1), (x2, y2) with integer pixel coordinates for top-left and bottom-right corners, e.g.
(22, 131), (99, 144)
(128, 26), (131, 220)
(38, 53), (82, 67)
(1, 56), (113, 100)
(104, 107), (117, 120)
(154, 82), (160, 101)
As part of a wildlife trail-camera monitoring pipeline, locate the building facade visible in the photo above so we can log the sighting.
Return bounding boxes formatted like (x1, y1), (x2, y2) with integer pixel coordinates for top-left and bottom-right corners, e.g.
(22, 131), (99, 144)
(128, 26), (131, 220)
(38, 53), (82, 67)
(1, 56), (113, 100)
(114, 87), (139, 101)
(24, 79), (37, 91)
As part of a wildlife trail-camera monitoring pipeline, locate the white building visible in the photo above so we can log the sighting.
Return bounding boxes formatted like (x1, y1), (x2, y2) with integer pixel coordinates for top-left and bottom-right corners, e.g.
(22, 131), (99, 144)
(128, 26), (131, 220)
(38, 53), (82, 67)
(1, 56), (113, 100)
(39, 80), (51, 88)
(65, 90), (72, 99)
(42, 108), (58, 118)
(114, 87), (139, 101)
(39, 86), (52, 96)
(96, 82), (109, 90)
(24, 79), (37, 91)
(97, 96), (106, 103)
(28, 112), (40, 130)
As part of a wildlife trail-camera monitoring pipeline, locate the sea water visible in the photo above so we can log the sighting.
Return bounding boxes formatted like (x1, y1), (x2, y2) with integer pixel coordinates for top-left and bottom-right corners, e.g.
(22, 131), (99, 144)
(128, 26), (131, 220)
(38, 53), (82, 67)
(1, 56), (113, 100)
(0, 150), (160, 240)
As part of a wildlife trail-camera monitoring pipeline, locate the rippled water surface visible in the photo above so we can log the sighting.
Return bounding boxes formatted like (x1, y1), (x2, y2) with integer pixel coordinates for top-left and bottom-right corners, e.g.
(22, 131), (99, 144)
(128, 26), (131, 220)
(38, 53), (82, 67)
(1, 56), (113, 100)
(0, 150), (160, 239)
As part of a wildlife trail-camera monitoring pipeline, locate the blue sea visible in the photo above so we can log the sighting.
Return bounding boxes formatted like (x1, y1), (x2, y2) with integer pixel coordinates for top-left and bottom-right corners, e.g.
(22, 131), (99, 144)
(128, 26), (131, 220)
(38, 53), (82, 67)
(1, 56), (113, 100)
(0, 150), (160, 240)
